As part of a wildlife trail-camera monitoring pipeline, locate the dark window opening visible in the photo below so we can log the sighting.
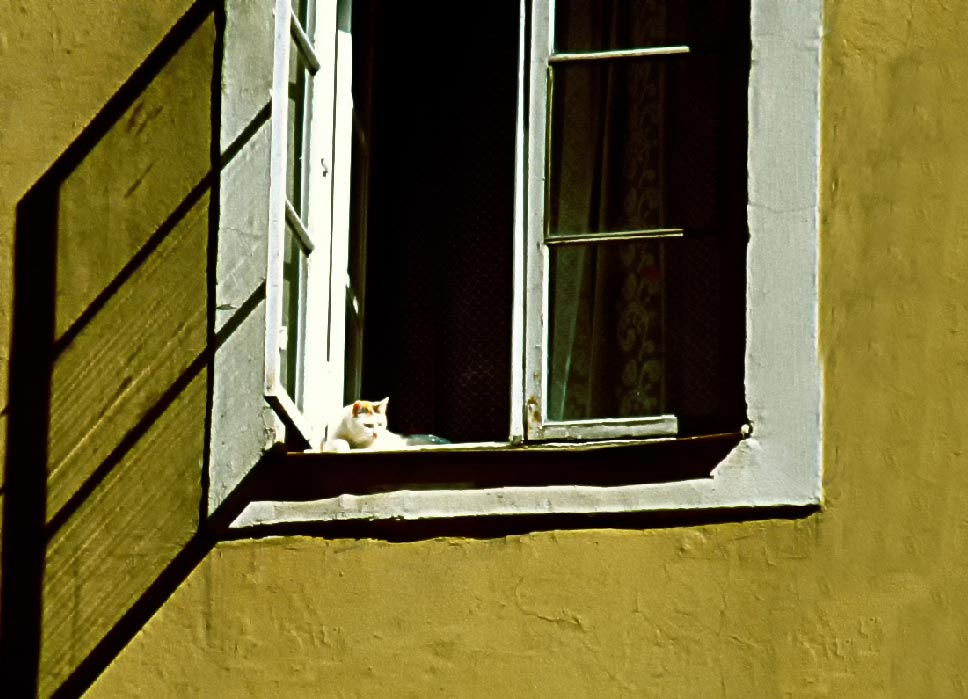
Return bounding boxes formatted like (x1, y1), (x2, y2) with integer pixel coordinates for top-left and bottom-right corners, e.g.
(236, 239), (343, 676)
(355, 2), (519, 443)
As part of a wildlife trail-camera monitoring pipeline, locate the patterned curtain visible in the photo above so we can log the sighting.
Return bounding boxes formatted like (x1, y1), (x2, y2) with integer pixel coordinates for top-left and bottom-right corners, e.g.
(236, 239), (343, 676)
(548, 0), (670, 421)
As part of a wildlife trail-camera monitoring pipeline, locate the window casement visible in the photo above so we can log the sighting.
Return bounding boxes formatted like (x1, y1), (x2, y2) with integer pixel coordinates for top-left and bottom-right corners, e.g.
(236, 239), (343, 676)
(524, 0), (749, 442)
(264, 0), (322, 442)
(210, 0), (823, 525)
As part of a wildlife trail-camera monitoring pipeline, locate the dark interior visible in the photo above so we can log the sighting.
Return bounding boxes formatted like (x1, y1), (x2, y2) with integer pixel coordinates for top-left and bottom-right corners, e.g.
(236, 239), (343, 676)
(355, 2), (518, 442)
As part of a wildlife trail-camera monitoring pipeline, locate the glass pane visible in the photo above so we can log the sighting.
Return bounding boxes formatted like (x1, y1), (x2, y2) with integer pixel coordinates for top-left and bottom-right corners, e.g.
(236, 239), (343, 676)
(280, 226), (308, 408)
(287, 40), (311, 218)
(343, 128), (368, 405)
(554, 0), (735, 53)
(663, 233), (746, 435)
(548, 239), (669, 421)
(548, 235), (747, 431)
(343, 289), (363, 405)
(547, 53), (727, 238)
(347, 127), (368, 294)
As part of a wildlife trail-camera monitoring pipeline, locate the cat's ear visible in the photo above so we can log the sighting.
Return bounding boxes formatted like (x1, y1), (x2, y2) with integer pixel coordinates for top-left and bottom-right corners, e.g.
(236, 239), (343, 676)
(352, 400), (364, 416)
(376, 397), (389, 414)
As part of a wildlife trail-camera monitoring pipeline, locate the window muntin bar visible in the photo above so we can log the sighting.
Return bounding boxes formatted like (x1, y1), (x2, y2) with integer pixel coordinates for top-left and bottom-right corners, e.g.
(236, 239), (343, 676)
(546, 53), (724, 239)
(545, 229), (683, 246)
(549, 46), (688, 63)
(284, 198), (316, 253)
(291, 0), (312, 34)
(290, 14), (321, 72)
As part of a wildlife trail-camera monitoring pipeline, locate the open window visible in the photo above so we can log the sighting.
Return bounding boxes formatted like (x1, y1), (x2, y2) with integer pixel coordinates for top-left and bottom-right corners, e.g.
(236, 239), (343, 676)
(280, 0), (750, 449)
(213, 0), (822, 524)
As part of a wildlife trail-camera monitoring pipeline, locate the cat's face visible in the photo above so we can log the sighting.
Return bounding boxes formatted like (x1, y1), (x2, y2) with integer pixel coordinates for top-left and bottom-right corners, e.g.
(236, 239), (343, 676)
(349, 397), (389, 443)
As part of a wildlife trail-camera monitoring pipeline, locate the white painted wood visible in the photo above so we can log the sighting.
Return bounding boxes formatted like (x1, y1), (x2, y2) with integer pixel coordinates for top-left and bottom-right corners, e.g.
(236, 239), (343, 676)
(537, 415), (678, 441)
(524, 0), (682, 443)
(263, 0), (293, 409)
(549, 46), (689, 63)
(265, 382), (320, 447)
(509, 0), (528, 444)
(211, 0), (343, 506)
(545, 229), (683, 246)
(284, 200), (316, 253)
(524, 0), (552, 441)
(290, 14), (321, 72)
(300, 0), (339, 449)
(322, 20), (355, 431)
(263, 0), (344, 449)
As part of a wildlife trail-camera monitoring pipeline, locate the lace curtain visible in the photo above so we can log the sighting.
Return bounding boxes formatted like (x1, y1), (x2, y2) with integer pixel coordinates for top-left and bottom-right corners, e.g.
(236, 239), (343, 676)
(547, 0), (671, 421)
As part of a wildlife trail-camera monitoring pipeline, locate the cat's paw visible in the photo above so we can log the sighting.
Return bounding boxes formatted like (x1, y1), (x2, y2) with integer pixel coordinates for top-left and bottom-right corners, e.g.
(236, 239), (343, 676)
(323, 438), (351, 453)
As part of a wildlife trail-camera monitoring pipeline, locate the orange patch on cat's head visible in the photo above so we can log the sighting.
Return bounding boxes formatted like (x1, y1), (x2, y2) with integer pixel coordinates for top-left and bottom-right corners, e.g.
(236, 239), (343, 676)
(352, 397), (390, 417)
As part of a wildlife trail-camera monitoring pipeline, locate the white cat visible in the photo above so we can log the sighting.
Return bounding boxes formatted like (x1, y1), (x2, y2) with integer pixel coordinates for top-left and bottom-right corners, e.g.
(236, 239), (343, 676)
(322, 397), (408, 452)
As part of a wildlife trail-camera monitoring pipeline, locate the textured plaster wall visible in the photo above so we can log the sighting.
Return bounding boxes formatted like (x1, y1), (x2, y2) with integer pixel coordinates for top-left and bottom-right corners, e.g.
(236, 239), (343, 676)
(0, 0), (197, 481)
(2, 0), (966, 695)
(0, 0), (209, 694)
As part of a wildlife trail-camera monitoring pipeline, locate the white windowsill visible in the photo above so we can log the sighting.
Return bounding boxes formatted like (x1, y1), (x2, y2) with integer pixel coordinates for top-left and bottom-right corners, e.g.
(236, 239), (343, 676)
(228, 429), (817, 529)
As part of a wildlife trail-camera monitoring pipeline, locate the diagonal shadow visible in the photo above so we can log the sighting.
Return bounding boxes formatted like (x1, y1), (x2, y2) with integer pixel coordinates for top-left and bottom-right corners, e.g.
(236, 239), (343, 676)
(1, 1), (274, 695)
(1, 179), (58, 698)
(41, 105), (270, 545)
(51, 290), (277, 699)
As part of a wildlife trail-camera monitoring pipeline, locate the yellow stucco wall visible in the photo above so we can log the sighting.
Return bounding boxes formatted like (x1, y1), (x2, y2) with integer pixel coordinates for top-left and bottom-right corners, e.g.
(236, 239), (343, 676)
(4, 0), (968, 695)
(0, 1), (208, 694)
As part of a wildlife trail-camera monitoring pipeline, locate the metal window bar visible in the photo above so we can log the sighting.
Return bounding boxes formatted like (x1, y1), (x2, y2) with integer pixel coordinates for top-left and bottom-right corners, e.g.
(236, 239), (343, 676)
(545, 229), (684, 246)
(549, 45), (689, 63)
(285, 198), (316, 253)
(291, 14), (321, 72)
(291, 0), (313, 34)
(543, 47), (691, 244)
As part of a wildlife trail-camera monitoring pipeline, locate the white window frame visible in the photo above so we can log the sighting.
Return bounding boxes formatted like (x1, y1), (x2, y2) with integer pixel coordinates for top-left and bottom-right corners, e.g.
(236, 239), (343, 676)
(264, 0), (345, 450)
(522, 2), (685, 442)
(224, 0), (823, 528)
